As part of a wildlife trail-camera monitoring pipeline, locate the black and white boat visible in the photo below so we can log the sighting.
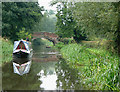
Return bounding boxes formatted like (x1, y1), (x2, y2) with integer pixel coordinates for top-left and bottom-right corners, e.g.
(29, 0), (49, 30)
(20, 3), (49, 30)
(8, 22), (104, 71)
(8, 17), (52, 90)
(12, 39), (33, 75)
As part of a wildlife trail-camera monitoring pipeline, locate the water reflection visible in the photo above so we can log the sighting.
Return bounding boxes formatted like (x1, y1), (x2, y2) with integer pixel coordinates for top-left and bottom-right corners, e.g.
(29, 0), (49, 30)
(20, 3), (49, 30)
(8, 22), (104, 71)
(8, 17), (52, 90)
(2, 40), (84, 90)
(2, 60), (58, 90)
(32, 44), (59, 90)
(2, 62), (42, 90)
(37, 62), (58, 90)
(55, 58), (83, 90)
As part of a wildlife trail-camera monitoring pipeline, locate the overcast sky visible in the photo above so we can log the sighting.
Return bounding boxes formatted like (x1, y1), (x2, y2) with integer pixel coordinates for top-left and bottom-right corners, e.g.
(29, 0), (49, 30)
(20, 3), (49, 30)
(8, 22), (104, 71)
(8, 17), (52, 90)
(38, 0), (57, 11)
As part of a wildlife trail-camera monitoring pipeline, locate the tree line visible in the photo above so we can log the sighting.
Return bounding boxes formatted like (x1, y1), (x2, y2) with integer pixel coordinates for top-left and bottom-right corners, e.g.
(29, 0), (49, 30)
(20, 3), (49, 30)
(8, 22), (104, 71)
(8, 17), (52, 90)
(51, 1), (120, 53)
(2, 2), (57, 41)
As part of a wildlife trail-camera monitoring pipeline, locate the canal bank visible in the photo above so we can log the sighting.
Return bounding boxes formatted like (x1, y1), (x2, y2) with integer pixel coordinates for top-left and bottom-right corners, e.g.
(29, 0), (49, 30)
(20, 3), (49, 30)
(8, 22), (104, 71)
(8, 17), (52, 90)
(58, 43), (119, 90)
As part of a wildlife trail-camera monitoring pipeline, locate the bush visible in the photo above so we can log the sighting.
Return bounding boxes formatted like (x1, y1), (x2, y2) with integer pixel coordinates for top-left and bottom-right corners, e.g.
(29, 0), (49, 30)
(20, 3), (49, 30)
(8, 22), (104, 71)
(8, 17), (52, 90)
(55, 42), (64, 49)
(16, 28), (32, 41)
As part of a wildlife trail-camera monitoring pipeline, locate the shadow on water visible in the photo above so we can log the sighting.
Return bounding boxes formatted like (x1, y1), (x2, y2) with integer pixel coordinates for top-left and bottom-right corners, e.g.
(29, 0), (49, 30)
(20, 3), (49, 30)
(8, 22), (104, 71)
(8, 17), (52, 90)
(2, 40), (84, 90)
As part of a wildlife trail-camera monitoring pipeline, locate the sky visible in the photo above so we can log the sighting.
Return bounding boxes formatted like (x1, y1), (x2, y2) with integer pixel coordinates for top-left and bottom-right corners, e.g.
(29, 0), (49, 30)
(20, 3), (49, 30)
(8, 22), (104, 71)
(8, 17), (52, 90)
(38, 0), (57, 11)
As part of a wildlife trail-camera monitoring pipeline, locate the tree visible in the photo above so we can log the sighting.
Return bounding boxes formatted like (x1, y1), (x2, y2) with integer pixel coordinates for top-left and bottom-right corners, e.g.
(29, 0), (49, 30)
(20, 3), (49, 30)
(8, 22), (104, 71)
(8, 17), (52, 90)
(112, 2), (120, 54)
(51, 1), (87, 42)
(52, 1), (119, 43)
(73, 2), (118, 40)
(34, 10), (57, 32)
(2, 2), (43, 41)
(49, 9), (55, 15)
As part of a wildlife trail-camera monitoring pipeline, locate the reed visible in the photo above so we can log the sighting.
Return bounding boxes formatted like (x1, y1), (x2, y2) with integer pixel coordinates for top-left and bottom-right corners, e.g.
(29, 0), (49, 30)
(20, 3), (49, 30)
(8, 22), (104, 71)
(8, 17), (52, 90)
(60, 44), (119, 90)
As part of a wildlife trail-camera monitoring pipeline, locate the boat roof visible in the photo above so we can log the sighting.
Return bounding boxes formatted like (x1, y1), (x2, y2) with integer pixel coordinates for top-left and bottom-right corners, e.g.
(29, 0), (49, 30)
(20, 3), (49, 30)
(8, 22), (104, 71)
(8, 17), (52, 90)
(13, 39), (30, 51)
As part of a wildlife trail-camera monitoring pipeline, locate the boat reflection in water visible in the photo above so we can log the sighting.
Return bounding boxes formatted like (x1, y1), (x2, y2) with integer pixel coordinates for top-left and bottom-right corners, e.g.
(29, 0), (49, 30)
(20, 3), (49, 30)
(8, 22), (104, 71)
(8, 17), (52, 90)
(12, 39), (33, 75)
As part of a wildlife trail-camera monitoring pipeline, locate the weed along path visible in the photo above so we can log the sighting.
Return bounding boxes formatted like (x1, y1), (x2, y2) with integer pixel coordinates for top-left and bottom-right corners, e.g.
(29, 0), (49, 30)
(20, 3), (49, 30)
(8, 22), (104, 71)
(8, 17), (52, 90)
(2, 40), (84, 90)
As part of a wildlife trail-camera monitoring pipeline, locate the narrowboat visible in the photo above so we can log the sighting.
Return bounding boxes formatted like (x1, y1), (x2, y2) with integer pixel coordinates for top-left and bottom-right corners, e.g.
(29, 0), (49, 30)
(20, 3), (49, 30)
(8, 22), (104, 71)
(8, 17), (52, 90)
(12, 39), (33, 75)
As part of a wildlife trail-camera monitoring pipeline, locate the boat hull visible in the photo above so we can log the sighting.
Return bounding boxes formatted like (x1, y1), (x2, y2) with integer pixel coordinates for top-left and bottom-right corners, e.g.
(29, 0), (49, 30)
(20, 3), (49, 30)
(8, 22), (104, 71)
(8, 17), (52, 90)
(13, 51), (32, 64)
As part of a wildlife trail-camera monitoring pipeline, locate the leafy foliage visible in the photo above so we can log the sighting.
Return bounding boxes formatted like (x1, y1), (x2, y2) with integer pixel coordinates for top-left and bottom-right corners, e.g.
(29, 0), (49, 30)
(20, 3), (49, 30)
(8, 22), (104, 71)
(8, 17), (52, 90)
(55, 42), (64, 49)
(51, 1), (87, 42)
(52, 1), (119, 43)
(55, 2), (74, 38)
(2, 2), (43, 41)
(73, 2), (118, 40)
(16, 27), (32, 41)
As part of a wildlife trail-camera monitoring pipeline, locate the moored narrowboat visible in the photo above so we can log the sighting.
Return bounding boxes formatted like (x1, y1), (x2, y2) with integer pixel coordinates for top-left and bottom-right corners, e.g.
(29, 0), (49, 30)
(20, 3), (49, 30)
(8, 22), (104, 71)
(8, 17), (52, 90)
(12, 39), (33, 75)
(13, 39), (33, 64)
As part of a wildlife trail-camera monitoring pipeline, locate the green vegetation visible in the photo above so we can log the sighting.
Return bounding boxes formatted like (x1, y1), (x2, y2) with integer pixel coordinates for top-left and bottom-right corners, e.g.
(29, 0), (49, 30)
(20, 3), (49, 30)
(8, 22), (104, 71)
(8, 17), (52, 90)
(2, 2), (57, 42)
(1, 1), (120, 90)
(33, 38), (53, 46)
(51, 1), (120, 52)
(2, 2), (43, 41)
(34, 10), (57, 33)
(59, 44), (119, 90)
(55, 42), (64, 49)
(52, 2), (120, 90)
(16, 28), (32, 41)
(41, 38), (53, 46)
(0, 38), (13, 65)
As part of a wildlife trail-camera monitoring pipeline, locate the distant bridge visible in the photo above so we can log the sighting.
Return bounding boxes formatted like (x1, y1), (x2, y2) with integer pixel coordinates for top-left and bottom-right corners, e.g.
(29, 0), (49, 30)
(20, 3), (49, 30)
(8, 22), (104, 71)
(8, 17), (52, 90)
(32, 32), (59, 45)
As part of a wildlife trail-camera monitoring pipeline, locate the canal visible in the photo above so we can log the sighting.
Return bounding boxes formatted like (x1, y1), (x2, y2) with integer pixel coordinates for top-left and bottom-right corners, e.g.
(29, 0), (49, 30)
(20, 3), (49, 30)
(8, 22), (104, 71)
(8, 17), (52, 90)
(2, 40), (83, 90)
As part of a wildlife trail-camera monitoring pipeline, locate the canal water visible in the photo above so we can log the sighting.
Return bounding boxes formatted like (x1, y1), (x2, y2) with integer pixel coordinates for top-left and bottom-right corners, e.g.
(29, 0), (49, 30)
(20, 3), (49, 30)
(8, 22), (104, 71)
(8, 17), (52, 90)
(2, 41), (83, 90)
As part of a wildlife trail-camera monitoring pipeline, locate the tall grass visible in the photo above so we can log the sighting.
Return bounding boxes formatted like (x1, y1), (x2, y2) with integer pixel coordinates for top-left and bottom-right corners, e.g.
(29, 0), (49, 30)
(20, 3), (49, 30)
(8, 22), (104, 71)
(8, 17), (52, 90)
(0, 38), (13, 65)
(60, 44), (119, 90)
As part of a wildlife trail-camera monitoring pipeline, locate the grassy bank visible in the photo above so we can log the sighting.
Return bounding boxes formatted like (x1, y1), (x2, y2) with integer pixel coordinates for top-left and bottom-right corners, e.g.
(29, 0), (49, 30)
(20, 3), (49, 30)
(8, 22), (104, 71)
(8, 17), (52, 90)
(59, 43), (119, 90)
(0, 37), (13, 65)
